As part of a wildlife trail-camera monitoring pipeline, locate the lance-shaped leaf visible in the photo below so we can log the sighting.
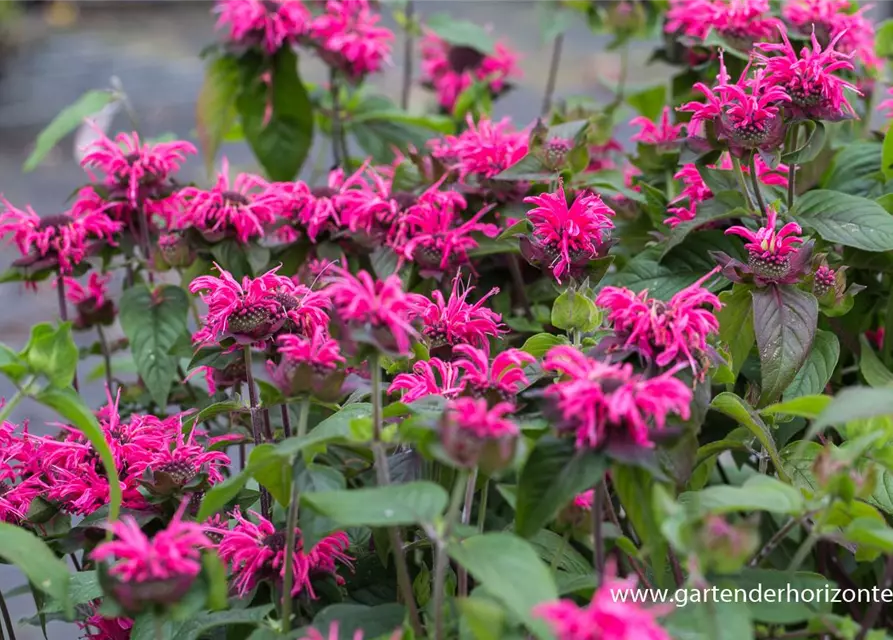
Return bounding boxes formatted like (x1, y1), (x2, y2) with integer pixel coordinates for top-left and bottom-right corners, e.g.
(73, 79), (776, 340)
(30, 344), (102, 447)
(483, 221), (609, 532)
(752, 285), (818, 406)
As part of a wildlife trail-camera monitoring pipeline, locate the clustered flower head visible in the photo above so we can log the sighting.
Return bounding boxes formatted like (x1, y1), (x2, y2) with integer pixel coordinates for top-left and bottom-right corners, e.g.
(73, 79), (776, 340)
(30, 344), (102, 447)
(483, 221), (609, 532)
(80, 127), (197, 226)
(441, 397), (519, 469)
(61, 272), (116, 329)
(0, 197), (121, 274)
(783, 0), (879, 70)
(215, 0), (311, 54)
(754, 25), (860, 121)
(725, 206), (805, 280)
(430, 115), (529, 188)
(666, 0), (778, 51)
(178, 159), (274, 244)
(92, 502), (210, 609)
(210, 506), (353, 598)
(190, 263), (330, 346)
(666, 155), (788, 226)
(535, 560), (672, 640)
(266, 326), (346, 399)
(630, 106), (686, 147)
(326, 268), (419, 355)
(680, 52), (790, 155)
(0, 392), (230, 520)
(596, 269), (722, 378)
(543, 346), (693, 449)
(521, 180), (615, 283)
(420, 30), (521, 111)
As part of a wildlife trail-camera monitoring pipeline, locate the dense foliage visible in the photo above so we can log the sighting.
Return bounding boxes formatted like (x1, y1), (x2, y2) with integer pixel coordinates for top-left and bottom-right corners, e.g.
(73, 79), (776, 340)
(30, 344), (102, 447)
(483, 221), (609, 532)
(4, 0), (893, 638)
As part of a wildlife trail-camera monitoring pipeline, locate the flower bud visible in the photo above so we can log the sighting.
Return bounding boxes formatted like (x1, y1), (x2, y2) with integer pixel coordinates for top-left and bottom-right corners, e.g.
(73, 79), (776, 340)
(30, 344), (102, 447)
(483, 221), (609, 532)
(696, 515), (760, 574)
(158, 233), (195, 269)
(440, 398), (518, 473)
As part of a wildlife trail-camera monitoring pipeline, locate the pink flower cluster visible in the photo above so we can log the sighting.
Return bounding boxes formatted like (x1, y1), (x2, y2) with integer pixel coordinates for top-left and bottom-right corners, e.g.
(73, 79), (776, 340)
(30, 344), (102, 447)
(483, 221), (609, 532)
(522, 181), (615, 283)
(215, 0), (393, 78)
(666, 0), (778, 45)
(596, 269), (722, 378)
(535, 560), (672, 640)
(783, 0), (879, 70)
(666, 155), (788, 227)
(430, 115), (529, 187)
(0, 393), (230, 520)
(209, 506), (353, 598)
(725, 205), (804, 277)
(420, 31), (521, 111)
(543, 346), (693, 449)
(630, 107), (685, 147)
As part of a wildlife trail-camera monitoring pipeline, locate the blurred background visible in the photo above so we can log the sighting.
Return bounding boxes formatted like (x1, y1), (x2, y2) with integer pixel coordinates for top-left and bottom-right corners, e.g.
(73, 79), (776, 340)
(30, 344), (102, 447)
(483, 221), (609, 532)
(0, 1), (887, 637)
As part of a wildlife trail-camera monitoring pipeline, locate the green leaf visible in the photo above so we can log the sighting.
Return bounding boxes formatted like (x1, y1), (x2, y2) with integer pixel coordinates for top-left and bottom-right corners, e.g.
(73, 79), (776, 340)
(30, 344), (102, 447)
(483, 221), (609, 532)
(752, 286), (818, 406)
(782, 121), (826, 165)
(820, 141), (884, 197)
(877, 18), (893, 58)
(182, 400), (243, 436)
(801, 387), (893, 448)
(859, 335), (893, 387)
(425, 13), (496, 54)
(678, 475), (804, 516)
(550, 289), (600, 333)
(248, 444), (290, 506)
(844, 517), (893, 553)
(306, 604), (405, 639)
(458, 596), (506, 640)
(25, 322), (79, 388)
(784, 329), (839, 399)
(521, 333), (569, 358)
(237, 48), (313, 181)
(626, 85), (667, 121)
(528, 529), (591, 575)
(762, 395), (832, 420)
(35, 387), (122, 523)
(664, 600), (753, 640)
(709, 392), (790, 483)
(791, 190), (893, 252)
(23, 90), (116, 172)
(119, 284), (190, 407)
(131, 605), (273, 640)
(515, 437), (608, 538)
(274, 403), (372, 460)
(720, 570), (832, 624)
(197, 55), (241, 176)
(661, 191), (749, 256)
(0, 522), (71, 616)
(197, 470), (251, 522)
(301, 481), (448, 528)
(448, 533), (557, 639)
(717, 285), (755, 378)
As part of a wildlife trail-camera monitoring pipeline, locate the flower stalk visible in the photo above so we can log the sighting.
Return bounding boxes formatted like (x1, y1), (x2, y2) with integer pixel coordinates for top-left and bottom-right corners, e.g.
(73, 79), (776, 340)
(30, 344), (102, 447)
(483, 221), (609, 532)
(457, 466), (478, 597)
(281, 413), (306, 636)
(433, 468), (470, 640)
(748, 153), (768, 215)
(243, 344), (271, 518)
(56, 272), (79, 391)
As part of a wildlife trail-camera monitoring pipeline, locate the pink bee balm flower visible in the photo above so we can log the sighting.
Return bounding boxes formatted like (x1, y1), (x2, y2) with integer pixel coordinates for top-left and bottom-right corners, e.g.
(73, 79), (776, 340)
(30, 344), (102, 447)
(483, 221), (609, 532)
(308, 0), (394, 80)
(522, 181), (615, 283)
(573, 490), (594, 510)
(596, 269), (722, 378)
(430, 115), (528, 184)
(420, 30), (521, 111)
(257, 171), (345, 242)
(396, 203), (499, 275)
(80, 128), (195, 210)
(91, 502), (210, 608)
(62, 272), (110, 309)
(586, 138), (623, 173)
(211, 507), (353, 598)
(177, 159), (274, 244)
(388, 358), (464, 403)
(441, 397), (519, 469)
(629, 107), (685, 146)
(214, 0), (311, 53)
(267, 327), (346, 400)
(665, 0), (778, 46)
(133, 428), (231, 488)
(411, 276), (505, 352)
(543, 346), (692, 449)
(78, 608), (133, 640)
(665, 156), (787, 227)
(453, 344), (536, 402)
(783, 0), (880, 70)
(755, 25), (861, 121)
(813, 264), (836, 297)
(0, 198), (121, 274)
(326, 269), (419, 355)
(535, 560), (672, 640)
(679, 52), (790, 154)
(725, 206), (804, 279)
(190, 263), (330, 346)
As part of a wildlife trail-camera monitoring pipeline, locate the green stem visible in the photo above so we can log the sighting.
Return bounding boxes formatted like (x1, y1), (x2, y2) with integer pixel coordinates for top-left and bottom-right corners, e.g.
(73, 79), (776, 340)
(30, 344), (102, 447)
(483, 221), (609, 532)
(0, 589), (15, 640)
(787, 511), (828, 571)
(665, 168), (677, 203)
(749, 153), (768, 215)
(477, 478), (489, 532)
(400, 0), (415, 111)
(550, 530), (571, 571)
(280, 431), (305, 635)
(96, 325), (114, 393)
(786, 124), (800, 211)
(433, 469), (470, 639)
(369, 353), (424, 637)
(56, 272), (79, 392)
(541, 32), (564, 115)
(0, 376), (36, 424)
(243, 345), (270, 518)
(457, 467), (478, 597)
(731, 156), (756, 211)
(296, 397), (310, 438)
